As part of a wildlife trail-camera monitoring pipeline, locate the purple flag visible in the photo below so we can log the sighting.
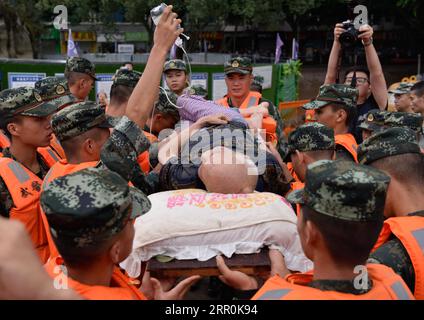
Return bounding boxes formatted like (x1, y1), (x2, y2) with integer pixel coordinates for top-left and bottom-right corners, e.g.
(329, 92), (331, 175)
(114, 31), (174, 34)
(67, 29), (78, 57)
(292, 38), (299, 60)
(170, 43), (177, 59)
(275, 33), (284, 64)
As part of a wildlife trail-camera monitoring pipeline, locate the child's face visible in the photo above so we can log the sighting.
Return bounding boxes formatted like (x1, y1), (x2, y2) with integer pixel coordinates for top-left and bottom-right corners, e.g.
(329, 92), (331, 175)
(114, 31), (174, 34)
(165, 70), (187, 93)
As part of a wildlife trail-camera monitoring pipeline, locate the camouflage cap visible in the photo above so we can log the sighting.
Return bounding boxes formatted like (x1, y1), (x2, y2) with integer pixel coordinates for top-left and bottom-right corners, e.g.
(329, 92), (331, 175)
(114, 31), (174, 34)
(358, 110), (388, 132)
(357, 127), (421, 165)
(287, 160), (390, 222)
(163, 59), (187, 73)
(383, 112), (423, 133)
(389, 82), (414, 95)
(288, 123), (335, 154)
(252, 75), (264, 87)
(155, 90), (180, 120)
(224, 57), (253, 75)
(303, 84), (359, 110)
(52, 101), (114, 142)
(112, 69), (142, 88)
(187, 85), (208, 97)
(35, 77), (78, 110)
(65, 57), (97, 80)
(40, 167), (151, 248)
(0, 87), (57, 125)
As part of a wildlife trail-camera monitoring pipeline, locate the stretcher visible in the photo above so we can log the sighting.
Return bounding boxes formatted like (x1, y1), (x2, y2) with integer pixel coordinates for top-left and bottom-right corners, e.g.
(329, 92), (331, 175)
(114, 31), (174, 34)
(147, 250), (271, 278)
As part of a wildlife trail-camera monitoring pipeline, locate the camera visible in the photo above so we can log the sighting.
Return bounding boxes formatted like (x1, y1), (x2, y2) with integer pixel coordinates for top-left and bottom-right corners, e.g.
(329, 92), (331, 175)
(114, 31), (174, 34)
(339, 20), (360, 47)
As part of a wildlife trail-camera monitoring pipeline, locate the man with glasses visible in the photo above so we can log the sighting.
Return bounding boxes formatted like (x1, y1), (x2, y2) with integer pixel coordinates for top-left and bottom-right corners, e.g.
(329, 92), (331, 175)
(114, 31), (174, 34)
(324, 23), (388, 144)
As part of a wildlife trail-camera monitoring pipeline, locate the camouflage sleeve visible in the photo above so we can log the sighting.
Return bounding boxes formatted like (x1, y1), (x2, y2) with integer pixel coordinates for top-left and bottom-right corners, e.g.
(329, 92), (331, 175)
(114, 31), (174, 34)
(101, 116), (150, 182)
(260, 98), (289, 159)
(0, 177), (13, 218)
(368, 238), (415, 293)
(129, 171), (160, 195)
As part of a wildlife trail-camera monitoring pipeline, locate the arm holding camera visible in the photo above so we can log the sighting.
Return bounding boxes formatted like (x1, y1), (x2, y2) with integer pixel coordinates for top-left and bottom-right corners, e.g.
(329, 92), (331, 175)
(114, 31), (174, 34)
(324, 23), (344, 85)
(324, 23), (387, 110)
(126, 5), (183, 128)
(358, 24), (388, 109)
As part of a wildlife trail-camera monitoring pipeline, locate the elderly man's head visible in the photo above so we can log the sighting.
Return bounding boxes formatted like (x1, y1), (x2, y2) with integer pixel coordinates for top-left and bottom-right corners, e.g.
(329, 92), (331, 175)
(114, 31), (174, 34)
(198, 147), (258, 194)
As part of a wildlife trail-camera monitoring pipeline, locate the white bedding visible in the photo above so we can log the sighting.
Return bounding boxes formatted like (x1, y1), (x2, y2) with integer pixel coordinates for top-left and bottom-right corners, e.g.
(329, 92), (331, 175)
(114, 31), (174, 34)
(120, 189), (313, 278)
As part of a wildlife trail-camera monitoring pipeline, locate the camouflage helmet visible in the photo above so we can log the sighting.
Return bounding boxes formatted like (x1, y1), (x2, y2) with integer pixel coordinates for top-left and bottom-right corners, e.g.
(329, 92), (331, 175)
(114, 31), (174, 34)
(40, 167), (151, 248)
(288, 123), (335, 154)
(65, 57), (98, 80)
(163, 59), (187, 73)
(389, 82), (414, 95)
(35, 76), (78, 110)
(155, 90), (180, 120)
(357, 127), (421, 165)
(112, 69), (142, 88)
(187, 85), (208, 98)
(224, 57), (253, 75)
(252, 75), (264, 87)
(287, 160), (390, 222)
(51, 101), (114, 142)
(302, 84), (359, 110)
(0, 86), (57, 126)
(383, 112), (423, 133)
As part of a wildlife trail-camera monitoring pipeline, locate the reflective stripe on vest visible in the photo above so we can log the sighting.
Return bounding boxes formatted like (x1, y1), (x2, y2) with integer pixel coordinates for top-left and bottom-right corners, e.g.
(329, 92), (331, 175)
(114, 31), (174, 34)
(8, 161), (30, 183)
(45, 148), (60, 162)
(257, 289), (292, 300)
(412, 228), (424, 254)
(391, 281), (413, 300)
(37, 147), (60, 168)
(247, 96), (259, 107)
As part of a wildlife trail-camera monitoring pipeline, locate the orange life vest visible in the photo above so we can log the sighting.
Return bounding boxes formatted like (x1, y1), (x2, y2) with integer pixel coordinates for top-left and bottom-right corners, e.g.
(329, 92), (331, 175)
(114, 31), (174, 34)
(45, 256), (147, 300)
(216, 92), (278, 143)
(49, 134), (66, 160)
(37, 147), (61, 167)
(253, 264), (414, 300)
(372, 216), (424, 299)
(0, 157), (50, 262)
(286, 162), (301, 183)
(335, 133), (358, 163)
(0, 131), (10, 150)
(288, 181), (305, 216)
(41, 160), (100, 260)
(137, 131), (158, 173)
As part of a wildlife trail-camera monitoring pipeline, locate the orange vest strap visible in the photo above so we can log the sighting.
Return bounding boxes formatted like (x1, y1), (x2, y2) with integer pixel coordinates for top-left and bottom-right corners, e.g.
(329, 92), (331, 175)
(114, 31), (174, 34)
(216, 92), (262, 109)
(335, 133), (358, 163)
(37, 147), (60, 167)
(50, 135), (66, 159)
(373, 216), (424, 299)
(0, 131), (10, 149)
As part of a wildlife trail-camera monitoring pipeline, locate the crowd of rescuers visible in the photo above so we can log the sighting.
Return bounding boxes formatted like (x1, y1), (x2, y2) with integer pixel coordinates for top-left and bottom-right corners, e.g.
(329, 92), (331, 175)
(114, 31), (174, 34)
(0, 5), (423, 300)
